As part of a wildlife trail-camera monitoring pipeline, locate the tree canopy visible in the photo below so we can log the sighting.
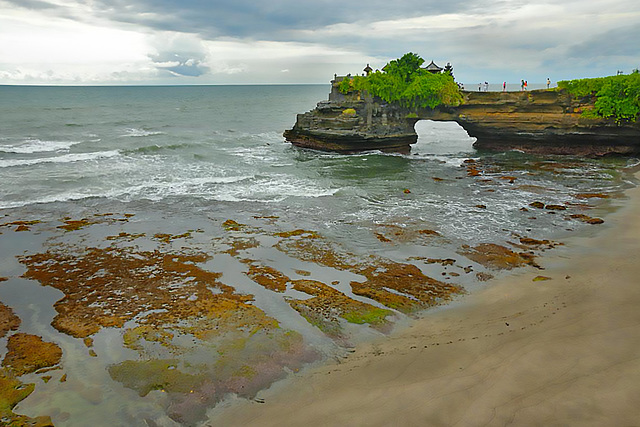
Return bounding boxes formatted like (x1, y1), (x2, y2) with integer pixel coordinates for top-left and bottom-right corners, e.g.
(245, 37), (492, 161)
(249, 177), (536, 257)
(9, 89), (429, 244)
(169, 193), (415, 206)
(338, 53), (463, 110)
(558, 72), (640, 123)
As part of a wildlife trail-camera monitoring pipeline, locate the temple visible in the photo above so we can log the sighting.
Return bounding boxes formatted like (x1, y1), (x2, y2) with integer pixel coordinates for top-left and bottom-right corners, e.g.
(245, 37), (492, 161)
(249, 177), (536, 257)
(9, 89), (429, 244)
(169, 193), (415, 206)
(424, 61), (443, 73)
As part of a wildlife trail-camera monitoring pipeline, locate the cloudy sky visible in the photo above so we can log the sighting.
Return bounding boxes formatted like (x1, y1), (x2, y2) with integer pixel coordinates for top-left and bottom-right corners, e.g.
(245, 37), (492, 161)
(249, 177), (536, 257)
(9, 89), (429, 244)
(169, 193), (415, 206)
(1, 0), (638, 85)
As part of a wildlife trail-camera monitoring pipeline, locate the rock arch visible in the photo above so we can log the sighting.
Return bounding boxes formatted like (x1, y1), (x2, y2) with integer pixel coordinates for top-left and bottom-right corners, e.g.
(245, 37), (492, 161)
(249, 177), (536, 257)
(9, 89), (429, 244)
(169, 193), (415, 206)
(284, 87), (640, 156)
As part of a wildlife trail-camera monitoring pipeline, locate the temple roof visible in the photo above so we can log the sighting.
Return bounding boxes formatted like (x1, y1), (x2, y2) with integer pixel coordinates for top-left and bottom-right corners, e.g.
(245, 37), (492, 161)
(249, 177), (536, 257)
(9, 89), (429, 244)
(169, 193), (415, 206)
(424, 61), (443, 73)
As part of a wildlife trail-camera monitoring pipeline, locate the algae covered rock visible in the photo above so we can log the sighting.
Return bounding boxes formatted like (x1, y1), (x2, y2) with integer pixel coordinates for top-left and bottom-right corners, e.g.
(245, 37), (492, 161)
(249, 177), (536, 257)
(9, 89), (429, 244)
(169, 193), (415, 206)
(2, 334), (62, 376)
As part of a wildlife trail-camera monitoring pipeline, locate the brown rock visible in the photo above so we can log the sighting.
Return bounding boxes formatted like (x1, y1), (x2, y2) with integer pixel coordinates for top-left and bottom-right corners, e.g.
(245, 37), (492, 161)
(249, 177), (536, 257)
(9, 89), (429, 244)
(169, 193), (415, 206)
(0, 303), (20, 338)
(2, 333), (62, 376)
(545, 204), (567, 211)
(460, 243), (539, 270)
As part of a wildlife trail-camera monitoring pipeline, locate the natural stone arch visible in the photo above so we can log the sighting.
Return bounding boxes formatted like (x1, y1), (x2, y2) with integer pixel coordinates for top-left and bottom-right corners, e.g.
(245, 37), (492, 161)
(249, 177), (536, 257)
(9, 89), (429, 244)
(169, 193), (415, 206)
(413, 119), (476, 155)
(285, 85), (640, 156)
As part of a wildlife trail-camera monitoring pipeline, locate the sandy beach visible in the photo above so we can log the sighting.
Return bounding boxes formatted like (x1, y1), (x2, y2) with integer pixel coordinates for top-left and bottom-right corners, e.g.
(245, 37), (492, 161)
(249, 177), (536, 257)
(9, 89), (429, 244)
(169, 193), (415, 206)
(208, 171), (640, 427)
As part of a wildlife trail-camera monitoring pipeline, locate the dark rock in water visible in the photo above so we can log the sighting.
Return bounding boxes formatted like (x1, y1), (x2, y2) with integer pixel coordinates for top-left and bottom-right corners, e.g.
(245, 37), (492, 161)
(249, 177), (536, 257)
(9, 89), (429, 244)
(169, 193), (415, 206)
(545, 204), (567, 211)
(284, 79), (640, 156)
(530, 201), (546, 209)
(284, 98), (418, 153)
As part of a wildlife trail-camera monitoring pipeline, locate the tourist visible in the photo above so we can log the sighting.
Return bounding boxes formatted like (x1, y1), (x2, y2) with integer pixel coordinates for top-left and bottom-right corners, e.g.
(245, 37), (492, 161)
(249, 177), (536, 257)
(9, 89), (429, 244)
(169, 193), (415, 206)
(521, 80), (525, 91)
(503, 82), (506, 92)
(547, 78), (551, 89)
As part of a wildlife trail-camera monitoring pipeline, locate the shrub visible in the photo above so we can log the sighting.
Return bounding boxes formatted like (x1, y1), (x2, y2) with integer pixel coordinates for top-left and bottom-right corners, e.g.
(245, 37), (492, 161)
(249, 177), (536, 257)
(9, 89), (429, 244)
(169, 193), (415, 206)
(558, 74), (640, 123)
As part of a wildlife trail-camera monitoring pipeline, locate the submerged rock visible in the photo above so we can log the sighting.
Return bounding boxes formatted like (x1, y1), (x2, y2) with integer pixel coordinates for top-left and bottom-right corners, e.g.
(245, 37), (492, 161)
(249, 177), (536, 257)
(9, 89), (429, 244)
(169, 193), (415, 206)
(0, 370), (54, 426)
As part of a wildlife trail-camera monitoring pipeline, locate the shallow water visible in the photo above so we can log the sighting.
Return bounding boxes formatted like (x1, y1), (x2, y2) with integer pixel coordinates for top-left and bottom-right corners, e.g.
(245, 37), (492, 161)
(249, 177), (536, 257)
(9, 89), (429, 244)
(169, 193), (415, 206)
(0, 85), (637, 426)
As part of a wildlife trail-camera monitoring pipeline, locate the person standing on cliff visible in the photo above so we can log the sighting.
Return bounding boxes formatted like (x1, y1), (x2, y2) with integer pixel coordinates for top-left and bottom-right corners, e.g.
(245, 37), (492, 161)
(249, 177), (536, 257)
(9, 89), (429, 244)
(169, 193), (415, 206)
(547, 78), (551, 89)
(521, 80), (525, 91)
(503, 82), (506, 92)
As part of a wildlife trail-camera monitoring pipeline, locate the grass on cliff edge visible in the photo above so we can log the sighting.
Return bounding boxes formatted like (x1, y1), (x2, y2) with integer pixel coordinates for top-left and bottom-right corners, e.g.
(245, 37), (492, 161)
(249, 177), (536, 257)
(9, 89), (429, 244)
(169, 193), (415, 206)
(339, 52), (463, 110)
(558, 72), (640, 123)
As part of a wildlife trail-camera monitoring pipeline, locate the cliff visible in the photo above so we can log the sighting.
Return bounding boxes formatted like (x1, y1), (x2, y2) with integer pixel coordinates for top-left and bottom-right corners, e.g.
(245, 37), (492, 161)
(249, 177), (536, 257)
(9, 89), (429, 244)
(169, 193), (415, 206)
(452, 90), (640, 156)
(284, 89), (417, 153)
(284, 82), (640, 156)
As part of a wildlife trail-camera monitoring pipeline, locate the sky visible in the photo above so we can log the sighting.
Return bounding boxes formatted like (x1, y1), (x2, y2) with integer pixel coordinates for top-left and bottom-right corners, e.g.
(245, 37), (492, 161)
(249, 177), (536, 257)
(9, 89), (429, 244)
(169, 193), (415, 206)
(1, 0), (639, 86)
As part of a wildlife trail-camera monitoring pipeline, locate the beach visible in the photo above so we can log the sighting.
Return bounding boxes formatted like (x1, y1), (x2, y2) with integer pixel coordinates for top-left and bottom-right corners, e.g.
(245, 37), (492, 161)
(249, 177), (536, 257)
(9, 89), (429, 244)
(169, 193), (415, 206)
(208, 171), (640, 426)
(1, 85), (638, 426)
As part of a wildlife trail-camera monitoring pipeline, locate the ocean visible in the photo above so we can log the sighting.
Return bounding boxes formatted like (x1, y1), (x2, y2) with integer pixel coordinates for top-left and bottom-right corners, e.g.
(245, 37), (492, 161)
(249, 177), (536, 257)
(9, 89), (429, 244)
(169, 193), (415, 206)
(0, 85), (637, 426)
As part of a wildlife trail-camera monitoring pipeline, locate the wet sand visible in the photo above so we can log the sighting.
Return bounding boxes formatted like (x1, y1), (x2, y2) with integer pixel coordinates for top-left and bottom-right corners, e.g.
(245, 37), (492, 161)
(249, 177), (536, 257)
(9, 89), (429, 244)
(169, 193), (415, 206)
(208, 171), (640, 426)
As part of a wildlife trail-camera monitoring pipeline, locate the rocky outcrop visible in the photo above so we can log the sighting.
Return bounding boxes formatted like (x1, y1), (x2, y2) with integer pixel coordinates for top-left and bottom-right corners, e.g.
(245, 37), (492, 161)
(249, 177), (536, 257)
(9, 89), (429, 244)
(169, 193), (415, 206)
(450, 90), (640, 156)
(284, 81), (640, 156)
(284, 95), (417, 153)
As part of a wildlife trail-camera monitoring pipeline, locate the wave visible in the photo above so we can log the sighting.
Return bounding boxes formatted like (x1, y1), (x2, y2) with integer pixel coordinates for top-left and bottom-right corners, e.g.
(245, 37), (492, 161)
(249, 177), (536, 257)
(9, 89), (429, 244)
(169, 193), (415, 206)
(215, 177), (340, 202)
(0, 175), (257, 209)
(124, 142), (201, 155)
(416, 154), (476, 167)
(0, 139), (83, 154)
(121, 128), (166, 138)
(0, 192), (103, 209)
(106, 175), (257, 200)
(0, 150), (120, 168)
(14, 175), (337, 206)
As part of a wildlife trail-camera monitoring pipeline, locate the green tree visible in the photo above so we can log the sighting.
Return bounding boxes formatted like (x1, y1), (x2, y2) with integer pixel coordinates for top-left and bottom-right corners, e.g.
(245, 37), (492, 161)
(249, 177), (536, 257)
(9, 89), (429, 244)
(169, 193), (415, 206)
(339, 53), (462, 109)
(383, 52), (425, 83)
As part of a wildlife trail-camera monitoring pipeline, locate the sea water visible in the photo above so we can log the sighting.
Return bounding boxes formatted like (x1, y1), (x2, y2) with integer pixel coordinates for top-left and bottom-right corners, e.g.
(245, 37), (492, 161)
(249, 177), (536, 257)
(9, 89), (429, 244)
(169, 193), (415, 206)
(0, 85), (637, 426)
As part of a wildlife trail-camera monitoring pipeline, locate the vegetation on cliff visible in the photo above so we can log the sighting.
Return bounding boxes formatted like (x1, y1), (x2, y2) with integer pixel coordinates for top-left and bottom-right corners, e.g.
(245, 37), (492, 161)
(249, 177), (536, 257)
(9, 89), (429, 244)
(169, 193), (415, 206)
(558, 72), (640, 123)
(339, 53), (463, 109)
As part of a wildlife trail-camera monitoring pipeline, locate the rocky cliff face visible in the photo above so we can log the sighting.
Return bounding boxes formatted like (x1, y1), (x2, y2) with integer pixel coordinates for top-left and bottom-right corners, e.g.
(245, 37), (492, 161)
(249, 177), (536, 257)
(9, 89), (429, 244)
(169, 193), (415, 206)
(451, 90), (640, 156)
(284, 98), (418, 153)
(284, 84), (640, 156)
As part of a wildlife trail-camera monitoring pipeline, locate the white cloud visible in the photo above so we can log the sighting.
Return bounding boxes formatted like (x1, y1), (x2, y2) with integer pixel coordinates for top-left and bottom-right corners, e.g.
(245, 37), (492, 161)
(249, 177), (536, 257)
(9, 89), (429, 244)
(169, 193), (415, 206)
(0, 0), (638, 85)
(0, 11), (148, 65)
(0, 3), (156, 83)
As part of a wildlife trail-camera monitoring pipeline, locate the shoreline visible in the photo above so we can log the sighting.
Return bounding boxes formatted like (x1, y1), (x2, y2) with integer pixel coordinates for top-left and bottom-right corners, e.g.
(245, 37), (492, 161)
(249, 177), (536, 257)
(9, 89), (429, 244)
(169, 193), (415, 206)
(207, 171), (640, 426)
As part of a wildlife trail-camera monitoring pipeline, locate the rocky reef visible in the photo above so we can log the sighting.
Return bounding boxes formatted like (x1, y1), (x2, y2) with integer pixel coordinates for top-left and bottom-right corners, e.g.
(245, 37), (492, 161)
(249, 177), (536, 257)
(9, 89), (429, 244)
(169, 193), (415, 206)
(284, 80), (640, 156)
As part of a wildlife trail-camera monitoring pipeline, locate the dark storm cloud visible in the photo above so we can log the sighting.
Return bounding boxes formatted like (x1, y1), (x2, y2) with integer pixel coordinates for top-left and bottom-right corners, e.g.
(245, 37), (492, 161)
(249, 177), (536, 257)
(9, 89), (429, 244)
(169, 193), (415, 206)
(567, 25), (640, 59)
(88, 0), (478, 39)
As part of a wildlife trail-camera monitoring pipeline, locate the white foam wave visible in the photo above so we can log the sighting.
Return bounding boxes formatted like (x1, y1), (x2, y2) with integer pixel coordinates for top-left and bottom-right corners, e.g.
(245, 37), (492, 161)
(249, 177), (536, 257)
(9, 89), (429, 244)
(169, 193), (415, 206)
(0, 191), (102, 209)
(0, 139), (82, 154)
(426, 155), (475, 168)
(107, 175), (256, 200)
(216, 177), (340, 203)
(0, 151), (120, 168)
(0, 175), (256, 208)
(122, 128), (166, 137)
